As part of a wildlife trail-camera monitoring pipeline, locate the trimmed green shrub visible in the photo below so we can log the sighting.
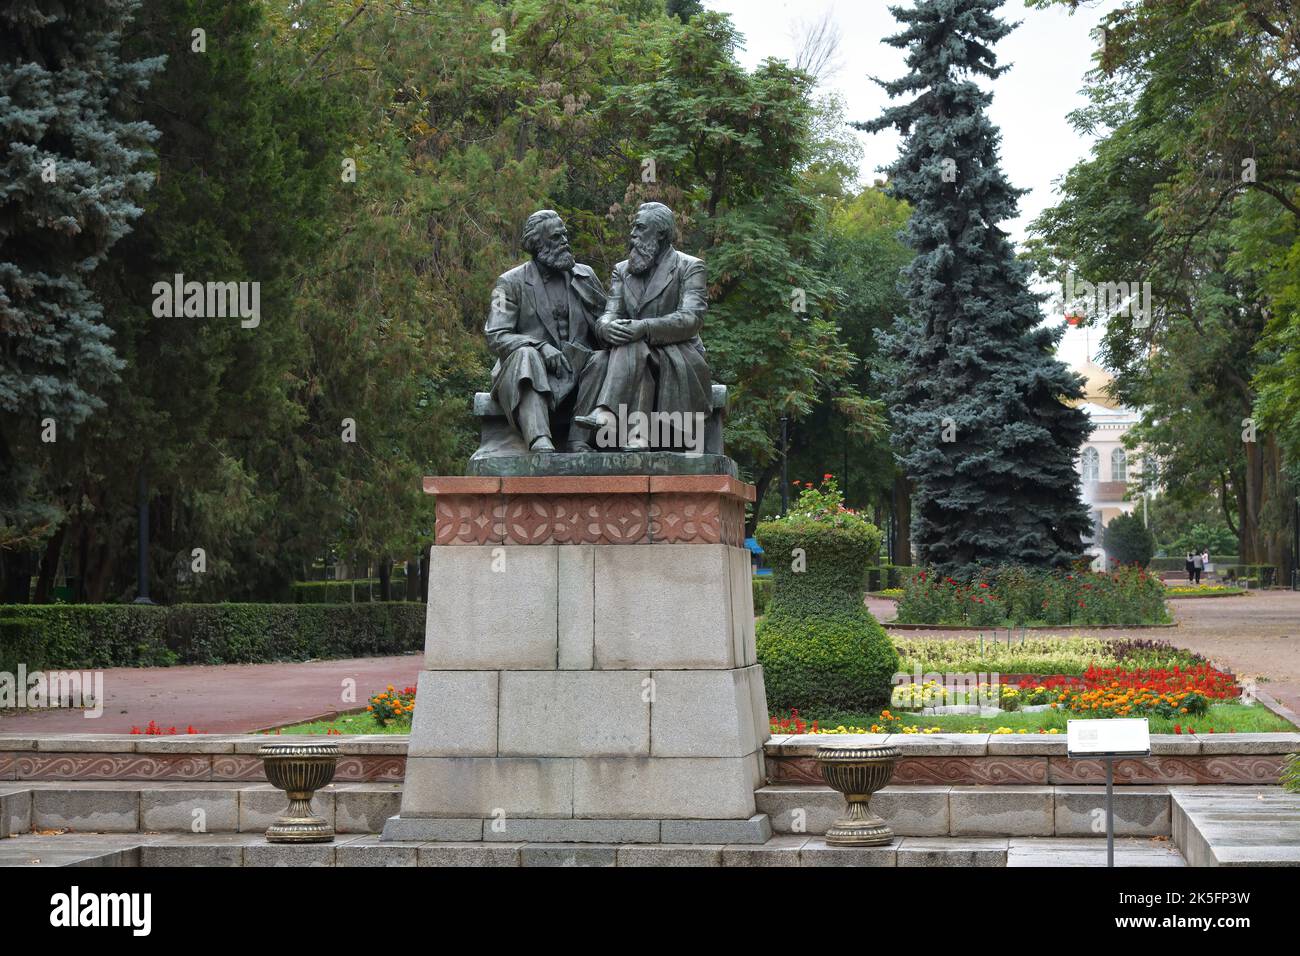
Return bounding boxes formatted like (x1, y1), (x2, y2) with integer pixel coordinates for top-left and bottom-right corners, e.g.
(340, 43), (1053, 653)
(0, 617), (42, 675)
(1103, 512), (1155, 567)
(757, 612), (898, 715)
(755, 476), (898, 713)
(291, 579), (380, 603)
(0, 603), (424, 669)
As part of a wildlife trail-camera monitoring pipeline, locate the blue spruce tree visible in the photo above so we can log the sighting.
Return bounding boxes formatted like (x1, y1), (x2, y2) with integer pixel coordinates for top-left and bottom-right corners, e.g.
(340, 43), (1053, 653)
(0, 0), (161, 544)
(860, 0), (1092, 576)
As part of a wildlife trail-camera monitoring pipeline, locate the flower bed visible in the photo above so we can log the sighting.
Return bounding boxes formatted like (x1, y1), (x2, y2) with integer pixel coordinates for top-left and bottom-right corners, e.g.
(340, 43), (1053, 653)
(367, 684), (416, 727)
(893, 636), (1205, 677)
(1022, 664), (1237, 717)
(894, 564), (1168, 626)
(770, 636), (1294, 735)
(1165, 584), (1246, 598)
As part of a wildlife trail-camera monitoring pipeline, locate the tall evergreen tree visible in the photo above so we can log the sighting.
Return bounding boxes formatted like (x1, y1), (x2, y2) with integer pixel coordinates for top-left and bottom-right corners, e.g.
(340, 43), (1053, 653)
(859, 0), (1091, 576)
(0, 0), (161, 556)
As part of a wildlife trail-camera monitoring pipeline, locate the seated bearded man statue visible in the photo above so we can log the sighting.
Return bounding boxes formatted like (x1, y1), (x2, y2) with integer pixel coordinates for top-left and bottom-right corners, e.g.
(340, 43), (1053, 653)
(485, 209), (606, 453)
(571, 202), (712, 452)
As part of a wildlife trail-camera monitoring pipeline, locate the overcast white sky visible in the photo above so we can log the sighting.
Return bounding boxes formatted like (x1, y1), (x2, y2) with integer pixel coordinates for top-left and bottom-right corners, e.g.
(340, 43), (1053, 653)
(705, 0), (1122, 364)
(705, 0), (1121, 246)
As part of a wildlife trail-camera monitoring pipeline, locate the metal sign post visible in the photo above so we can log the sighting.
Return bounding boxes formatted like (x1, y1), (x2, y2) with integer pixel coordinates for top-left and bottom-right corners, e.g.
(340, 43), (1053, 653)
(1067, 718), (1151, 868)
(1103, 754), (1114, 867)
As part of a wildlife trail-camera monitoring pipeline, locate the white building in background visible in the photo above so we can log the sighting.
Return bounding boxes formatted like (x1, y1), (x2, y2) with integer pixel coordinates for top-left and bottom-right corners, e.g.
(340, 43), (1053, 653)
(1059, 320), (1148, 568)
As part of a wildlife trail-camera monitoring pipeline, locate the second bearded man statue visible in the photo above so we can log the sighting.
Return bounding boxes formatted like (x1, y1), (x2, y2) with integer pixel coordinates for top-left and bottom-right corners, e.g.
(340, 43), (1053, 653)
(571, 201), (712, 451)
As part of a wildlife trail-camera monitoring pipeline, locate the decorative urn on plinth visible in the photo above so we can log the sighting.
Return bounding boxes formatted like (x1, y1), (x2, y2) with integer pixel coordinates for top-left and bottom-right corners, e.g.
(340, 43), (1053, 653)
(815, 743), (899, 846)
(258, 741), (339, 843)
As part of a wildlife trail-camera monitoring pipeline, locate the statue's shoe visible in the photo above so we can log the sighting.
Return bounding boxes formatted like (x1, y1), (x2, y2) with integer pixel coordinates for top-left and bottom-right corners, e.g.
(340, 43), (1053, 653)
(530, 437), (557, 453)
(571, 413), (607, 430)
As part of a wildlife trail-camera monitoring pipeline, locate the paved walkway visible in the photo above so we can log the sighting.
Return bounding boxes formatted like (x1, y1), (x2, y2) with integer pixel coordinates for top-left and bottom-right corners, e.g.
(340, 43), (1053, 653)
(874, 589), (1300, 715)
(0, 654), (422, 735)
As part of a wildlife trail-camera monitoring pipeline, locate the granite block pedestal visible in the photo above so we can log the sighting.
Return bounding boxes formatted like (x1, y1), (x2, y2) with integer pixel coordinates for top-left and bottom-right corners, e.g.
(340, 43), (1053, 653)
(383, 473), (771, 844)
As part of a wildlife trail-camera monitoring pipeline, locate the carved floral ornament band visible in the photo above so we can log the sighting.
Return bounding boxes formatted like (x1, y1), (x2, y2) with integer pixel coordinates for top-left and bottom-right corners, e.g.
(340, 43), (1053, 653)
(426, 475), (754, 547)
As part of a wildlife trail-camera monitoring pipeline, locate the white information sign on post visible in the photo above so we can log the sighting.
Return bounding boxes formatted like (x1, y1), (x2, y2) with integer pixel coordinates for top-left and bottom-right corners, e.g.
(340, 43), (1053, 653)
(1066, 717), (1151, 867)
(1067, 718), (1152, 757)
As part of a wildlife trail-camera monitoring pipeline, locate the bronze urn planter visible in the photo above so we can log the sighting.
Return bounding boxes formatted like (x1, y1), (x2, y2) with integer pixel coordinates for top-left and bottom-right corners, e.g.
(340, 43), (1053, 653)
(815, 743), (899, 846)
(257, 741), (339, 843)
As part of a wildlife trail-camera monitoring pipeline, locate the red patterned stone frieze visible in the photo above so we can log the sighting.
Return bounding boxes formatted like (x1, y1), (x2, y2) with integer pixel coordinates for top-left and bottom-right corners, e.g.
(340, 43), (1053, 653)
(434, 495), (504, 545)
(427, 474), (754, 546)
(648, 493), (723, 544)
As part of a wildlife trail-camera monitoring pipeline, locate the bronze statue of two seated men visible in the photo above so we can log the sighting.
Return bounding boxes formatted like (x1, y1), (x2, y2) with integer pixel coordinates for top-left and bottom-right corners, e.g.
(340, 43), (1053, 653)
(485, 202), (712, 454)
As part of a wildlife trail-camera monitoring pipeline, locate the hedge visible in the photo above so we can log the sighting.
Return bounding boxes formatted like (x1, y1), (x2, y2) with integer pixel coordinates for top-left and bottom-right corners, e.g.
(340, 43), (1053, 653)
(755, 516), (898, 714)
(291, 579), (380, 603)
(752, 576), (772, 616)
(0, 603), (425, 671)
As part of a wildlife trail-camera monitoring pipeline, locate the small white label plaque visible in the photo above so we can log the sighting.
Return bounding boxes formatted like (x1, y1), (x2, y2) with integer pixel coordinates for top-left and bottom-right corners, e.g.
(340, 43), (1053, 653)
(1066, 718), (1151, 757)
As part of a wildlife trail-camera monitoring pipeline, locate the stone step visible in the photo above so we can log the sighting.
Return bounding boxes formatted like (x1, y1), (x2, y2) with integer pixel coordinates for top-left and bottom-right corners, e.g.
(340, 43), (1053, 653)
(1171, 786), (1300, 866)
(0, 831), (1186, 867)
(380, 813), (773, 845)
(3, 779), (1178, 841)
(756, 784), (1172, 837)
(0, 781), (402, 837)
(7, 781), (1295, 867)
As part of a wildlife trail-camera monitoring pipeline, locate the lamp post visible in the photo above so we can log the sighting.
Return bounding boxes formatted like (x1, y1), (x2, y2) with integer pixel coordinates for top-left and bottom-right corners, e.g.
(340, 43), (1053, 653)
(779, 416), (789, 516)
(133, 469), (154, 605)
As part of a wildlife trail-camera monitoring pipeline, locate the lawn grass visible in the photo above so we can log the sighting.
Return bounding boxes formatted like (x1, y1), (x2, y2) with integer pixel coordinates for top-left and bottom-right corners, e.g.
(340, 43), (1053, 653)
(809, 703), (1295, 735)
(264, 710), (410, 735)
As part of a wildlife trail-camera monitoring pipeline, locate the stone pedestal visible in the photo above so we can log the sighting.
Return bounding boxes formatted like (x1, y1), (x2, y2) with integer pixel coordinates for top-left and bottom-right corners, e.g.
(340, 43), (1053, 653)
(383, 474), (771, 844)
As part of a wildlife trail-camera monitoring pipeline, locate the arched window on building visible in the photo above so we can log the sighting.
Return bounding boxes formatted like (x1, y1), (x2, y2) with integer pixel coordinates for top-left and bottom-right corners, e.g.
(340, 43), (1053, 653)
(1111, 447), (1127, 482)
(1081, 447), (1099, 482)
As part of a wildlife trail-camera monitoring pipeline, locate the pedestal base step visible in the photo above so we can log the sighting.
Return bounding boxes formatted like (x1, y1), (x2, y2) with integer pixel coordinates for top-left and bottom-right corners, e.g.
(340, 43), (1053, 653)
(380, 813), (772, 845)
(0, 832), (1188, 867)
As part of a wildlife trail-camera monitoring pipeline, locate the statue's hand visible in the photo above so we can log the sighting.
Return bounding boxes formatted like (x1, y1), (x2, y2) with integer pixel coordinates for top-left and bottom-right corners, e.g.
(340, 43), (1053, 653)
(604, 319), (640, 345)
(541, 344), (571, 376)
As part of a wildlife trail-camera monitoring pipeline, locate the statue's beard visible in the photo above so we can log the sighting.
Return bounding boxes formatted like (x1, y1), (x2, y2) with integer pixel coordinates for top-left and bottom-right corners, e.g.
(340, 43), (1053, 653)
(627, 236), (661, 275)
(536, 241), (575, 272)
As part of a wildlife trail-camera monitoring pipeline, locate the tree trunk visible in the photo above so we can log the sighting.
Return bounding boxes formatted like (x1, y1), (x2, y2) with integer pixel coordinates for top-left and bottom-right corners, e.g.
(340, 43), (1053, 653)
(76, 520), (89, 602)
(1242, 439), (1265, 564)
(33, 524), (66, 603)
(378, 557), (391, 601)
(746, 460), (780, 538)
(85, 542), (115, 603)
(419, 549), (430, 604)
(892, 472), (913, 566)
